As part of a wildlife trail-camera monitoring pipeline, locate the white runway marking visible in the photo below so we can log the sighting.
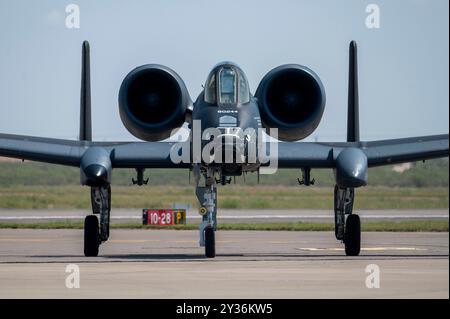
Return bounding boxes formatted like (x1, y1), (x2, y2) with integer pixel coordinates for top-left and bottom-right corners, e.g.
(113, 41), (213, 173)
(298, 247), (427, 251)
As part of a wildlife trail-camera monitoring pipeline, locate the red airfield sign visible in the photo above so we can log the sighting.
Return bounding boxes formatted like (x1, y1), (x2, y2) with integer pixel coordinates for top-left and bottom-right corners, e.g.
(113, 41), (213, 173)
(143, 209), (186, 226)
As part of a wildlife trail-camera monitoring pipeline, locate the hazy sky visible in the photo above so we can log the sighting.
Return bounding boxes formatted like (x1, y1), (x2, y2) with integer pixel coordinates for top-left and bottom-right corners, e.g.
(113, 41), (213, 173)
(0, 0), (448, 141)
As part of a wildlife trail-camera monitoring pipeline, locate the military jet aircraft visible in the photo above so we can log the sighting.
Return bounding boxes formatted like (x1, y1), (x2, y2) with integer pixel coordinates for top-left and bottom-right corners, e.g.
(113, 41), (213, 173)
(0, 41), (448, 257)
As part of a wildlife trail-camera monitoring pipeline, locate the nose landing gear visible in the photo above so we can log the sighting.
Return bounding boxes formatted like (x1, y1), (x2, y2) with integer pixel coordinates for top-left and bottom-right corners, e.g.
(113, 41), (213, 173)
(197, 185), (217, 258)
(195, 166), (218, 258)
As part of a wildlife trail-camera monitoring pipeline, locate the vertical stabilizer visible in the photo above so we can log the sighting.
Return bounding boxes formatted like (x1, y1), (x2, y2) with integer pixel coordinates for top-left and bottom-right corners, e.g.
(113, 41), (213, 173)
(347, 40), (359, 142)
(80, 40), (92, 141)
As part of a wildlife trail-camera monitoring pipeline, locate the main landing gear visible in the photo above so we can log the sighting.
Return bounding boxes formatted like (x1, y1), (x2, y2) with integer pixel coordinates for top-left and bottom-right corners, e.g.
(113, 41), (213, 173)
(84, 185), (111, 257)
(334, 185), (360, 256)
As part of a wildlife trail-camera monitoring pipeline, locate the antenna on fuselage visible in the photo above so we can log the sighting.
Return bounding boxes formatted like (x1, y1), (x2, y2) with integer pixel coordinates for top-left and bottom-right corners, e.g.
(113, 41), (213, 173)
(79, 40), (92, 141)
(347, 40), (360, 143)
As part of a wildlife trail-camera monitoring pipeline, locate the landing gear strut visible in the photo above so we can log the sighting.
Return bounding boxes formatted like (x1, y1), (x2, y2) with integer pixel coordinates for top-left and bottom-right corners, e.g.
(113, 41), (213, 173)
(334, 185), (360, 256)
(195, 166), (217, 258)
(84, 185), (111, 257)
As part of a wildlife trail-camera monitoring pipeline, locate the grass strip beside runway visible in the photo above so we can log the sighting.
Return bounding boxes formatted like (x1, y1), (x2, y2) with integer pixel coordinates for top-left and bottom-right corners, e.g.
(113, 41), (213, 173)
(0, 186), (448, 209)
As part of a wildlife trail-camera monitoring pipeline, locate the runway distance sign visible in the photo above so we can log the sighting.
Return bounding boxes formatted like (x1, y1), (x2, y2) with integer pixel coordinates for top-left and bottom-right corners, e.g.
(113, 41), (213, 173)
(143, 209), (186, 226)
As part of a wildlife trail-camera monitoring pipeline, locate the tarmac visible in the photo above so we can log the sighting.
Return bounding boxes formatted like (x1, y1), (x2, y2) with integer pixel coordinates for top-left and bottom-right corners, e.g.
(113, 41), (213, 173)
(0, 228), (448, 298)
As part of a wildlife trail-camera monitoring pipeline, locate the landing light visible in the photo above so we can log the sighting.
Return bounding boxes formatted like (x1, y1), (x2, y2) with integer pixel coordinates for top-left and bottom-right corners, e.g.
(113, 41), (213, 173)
(199, 207), (207, 216)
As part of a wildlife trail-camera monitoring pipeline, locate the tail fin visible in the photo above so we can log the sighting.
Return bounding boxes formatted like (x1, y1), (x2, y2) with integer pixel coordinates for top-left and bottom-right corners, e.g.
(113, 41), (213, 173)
(79, 40), (92, 141)
(347, 40), (359, 142)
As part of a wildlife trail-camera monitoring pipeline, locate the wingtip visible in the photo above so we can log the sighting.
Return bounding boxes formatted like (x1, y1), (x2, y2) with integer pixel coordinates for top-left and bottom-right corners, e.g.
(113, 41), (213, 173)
(350, 40), (357, 50)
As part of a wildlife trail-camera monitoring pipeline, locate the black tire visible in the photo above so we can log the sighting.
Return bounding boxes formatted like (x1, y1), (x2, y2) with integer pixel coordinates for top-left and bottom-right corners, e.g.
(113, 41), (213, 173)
(84, 215), (99, 257)
(205, 227), (215, 258)
(344, 214), (361, 256)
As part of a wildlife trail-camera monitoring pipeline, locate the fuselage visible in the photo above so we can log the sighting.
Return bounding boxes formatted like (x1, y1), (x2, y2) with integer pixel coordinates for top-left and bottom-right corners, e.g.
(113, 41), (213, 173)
(118, 59), (327, 175)
(191, 62), (262, 176)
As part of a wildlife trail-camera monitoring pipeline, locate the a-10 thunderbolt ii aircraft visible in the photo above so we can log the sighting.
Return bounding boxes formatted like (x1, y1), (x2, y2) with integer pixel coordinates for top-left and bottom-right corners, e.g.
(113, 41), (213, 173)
(0, 41), (448, 257)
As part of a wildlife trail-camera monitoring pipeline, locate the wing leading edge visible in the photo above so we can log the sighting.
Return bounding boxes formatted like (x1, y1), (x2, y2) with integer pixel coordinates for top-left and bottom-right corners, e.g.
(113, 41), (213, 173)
(273, 134), (449, 169)
(1, 132), (448, 169)
(0, 133), (189, 169)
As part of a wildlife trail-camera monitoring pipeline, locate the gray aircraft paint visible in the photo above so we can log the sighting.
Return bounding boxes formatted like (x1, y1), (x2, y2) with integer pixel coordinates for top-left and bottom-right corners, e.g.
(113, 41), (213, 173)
(0, 41), (448, 185)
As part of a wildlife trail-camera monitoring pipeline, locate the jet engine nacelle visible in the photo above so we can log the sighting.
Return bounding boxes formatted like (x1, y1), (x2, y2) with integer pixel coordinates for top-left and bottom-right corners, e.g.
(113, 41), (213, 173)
(119, 64), (190, 141)
(255, 64), (326, 141)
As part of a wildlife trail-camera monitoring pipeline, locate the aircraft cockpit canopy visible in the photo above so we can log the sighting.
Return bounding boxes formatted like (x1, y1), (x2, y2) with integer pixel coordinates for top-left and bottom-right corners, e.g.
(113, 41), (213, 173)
(204, 63), (250, 106)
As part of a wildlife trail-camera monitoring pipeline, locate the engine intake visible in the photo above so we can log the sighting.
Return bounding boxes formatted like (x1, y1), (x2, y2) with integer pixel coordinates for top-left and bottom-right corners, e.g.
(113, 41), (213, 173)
(255, 64), (325, 141)
(119, 64), (190, 141)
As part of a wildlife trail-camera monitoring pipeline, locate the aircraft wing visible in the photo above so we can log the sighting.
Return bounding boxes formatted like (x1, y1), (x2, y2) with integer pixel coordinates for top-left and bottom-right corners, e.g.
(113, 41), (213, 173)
(109, 141), (191, 168)
(0, 133), (189, 168)
(275, 134), (449, 168)
(360, 134), (449, 167)
(0, 133), (87, 166)
(2, 132), (448, 169)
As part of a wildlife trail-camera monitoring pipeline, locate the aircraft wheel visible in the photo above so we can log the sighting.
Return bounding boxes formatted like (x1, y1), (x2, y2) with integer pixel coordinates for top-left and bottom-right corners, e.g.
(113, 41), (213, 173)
(205, 227), (216, 258)
(344, 214), (361, 256)
(84, 215), (100, 257)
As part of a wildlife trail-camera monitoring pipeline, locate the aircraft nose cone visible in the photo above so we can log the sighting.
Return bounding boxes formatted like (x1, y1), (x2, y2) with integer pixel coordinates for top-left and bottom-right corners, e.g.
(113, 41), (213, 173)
(83, 164), (108, 186)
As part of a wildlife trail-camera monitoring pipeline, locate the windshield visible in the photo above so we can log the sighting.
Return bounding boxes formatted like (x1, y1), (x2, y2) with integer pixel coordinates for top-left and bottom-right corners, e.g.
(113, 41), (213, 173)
(204, 72), (216, 104)
(219, 68), (236, 106)
(204, 63), (250, 106)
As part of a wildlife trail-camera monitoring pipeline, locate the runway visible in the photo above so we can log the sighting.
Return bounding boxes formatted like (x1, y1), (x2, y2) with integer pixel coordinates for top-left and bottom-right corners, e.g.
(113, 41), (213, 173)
(0, 208), (447, 223)
(0, 229), (447, 298)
